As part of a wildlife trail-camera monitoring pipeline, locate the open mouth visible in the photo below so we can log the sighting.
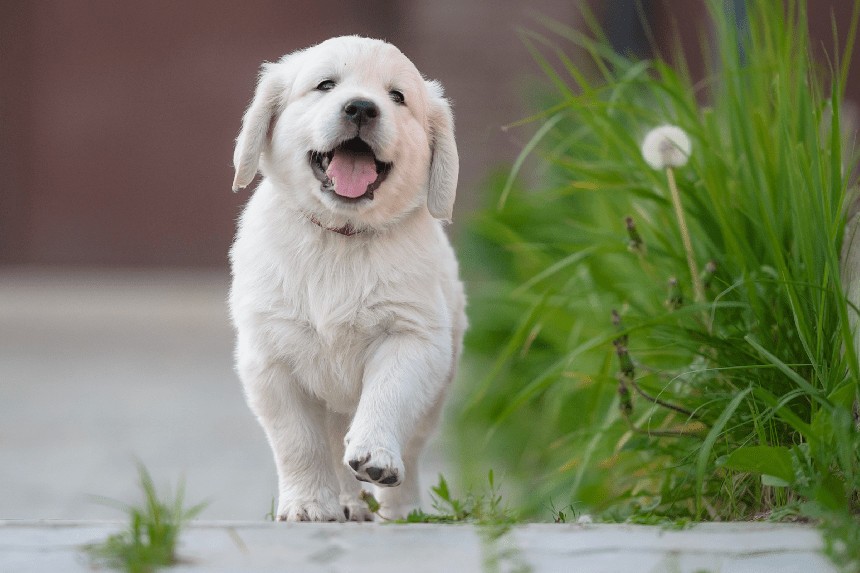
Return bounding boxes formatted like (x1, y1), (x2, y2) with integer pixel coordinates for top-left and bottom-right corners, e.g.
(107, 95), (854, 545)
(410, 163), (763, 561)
(309, 138), (392, 202)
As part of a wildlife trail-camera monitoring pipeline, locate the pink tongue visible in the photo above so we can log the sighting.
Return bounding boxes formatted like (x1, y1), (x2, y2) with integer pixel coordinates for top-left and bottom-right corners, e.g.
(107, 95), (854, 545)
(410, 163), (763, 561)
(326, 150), (378, 198)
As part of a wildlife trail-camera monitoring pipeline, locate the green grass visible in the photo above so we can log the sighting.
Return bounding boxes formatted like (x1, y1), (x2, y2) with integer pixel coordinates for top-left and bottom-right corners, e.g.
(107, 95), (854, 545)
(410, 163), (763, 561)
(452, 0), (860, 565)
(363, 471), (518, 526)
(84, 464), (206, 573)
(366, 473), (530, 573)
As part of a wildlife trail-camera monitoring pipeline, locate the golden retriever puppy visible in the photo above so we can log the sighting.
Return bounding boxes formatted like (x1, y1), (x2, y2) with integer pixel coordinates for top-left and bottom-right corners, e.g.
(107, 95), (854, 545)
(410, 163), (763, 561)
(229, 36), (466, 522)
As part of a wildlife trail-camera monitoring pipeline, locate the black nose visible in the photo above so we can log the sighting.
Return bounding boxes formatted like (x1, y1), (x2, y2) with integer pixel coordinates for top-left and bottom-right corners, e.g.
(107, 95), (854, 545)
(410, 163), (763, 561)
(344, 99), (379, 125)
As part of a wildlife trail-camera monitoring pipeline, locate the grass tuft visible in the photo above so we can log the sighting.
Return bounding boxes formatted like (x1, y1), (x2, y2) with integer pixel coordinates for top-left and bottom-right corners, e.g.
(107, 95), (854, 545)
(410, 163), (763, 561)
(84, 464), (206, 573)
(362, 471), (518, 526)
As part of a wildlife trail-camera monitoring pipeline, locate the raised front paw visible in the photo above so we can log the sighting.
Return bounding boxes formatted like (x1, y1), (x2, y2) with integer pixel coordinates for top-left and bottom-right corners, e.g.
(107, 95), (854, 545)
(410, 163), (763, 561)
(276, 497), (344, 522)
(343, 442), (404, 487)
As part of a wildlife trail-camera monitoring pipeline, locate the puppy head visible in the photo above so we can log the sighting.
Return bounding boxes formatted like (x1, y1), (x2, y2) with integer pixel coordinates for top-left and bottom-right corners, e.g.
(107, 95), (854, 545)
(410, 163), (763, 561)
(232, 36), (459, 230)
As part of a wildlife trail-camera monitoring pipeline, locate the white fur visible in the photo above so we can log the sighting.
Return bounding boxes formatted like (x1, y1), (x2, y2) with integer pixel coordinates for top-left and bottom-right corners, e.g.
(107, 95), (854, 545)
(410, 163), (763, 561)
(229, 36), (466, 522)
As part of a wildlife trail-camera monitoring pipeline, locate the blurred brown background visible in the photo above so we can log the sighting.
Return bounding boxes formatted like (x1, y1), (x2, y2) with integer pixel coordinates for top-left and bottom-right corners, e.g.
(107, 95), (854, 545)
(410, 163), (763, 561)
(1, 0), (857, 267)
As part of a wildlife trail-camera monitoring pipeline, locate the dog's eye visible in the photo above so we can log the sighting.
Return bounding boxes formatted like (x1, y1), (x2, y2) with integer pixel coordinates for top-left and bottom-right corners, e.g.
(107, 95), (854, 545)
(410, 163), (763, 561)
(316, 80), (336, 91)
(389, 90), (405, 105)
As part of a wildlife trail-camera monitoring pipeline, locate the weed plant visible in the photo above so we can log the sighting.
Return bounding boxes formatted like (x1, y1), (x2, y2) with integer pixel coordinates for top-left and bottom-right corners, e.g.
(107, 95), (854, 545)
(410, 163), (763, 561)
(85, 465), (206, 573)
(365, 474), (529, 573)
(454, 1), (859, 564)
(362, 471), (518, 525)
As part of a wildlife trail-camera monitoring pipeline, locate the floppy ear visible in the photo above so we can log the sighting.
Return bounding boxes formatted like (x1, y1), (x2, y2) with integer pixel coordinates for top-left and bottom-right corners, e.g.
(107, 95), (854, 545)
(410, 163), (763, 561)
(425, 80), (459, 221)
(232, 61), (291, 192)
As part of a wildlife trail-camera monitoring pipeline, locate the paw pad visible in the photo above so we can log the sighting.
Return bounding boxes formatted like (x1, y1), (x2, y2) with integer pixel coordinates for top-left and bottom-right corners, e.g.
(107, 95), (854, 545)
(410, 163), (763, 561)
(344, 446), (404, 487)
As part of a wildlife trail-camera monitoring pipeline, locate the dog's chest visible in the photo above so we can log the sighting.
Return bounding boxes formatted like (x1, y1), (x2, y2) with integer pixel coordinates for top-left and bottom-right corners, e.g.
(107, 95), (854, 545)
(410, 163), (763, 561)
(263, 246), (417, 411)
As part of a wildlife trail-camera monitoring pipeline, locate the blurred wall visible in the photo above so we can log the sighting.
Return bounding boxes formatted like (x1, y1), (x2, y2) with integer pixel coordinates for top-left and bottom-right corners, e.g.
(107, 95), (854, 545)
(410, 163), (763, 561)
(0, 0), (580, 267)
(1, 1), (856, 267)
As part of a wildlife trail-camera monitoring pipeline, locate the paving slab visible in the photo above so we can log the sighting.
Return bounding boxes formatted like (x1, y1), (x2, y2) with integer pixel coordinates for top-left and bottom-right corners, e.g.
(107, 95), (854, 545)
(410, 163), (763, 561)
(0, 520), (836, 573)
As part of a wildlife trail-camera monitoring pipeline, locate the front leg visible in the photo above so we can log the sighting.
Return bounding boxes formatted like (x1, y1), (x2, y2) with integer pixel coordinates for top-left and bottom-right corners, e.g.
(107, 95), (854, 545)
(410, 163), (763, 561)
(240, 357), (343, 522)
(344, 332), (450, 506)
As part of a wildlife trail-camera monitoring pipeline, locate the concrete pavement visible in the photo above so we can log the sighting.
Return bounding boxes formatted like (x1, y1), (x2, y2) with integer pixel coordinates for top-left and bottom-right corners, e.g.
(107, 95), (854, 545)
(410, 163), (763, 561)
(0, 268), (276, 520)
(0, 520), (837, 573)
(0, 268), (449, 520)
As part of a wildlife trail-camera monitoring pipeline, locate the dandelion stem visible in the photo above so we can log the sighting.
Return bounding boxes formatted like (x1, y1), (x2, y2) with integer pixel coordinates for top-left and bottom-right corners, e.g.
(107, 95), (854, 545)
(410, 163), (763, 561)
(666, 167), (705, 303)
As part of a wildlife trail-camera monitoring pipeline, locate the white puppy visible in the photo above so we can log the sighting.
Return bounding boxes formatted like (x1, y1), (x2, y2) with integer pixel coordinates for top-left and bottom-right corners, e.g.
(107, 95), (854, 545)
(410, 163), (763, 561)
(229, 36), (466, 522)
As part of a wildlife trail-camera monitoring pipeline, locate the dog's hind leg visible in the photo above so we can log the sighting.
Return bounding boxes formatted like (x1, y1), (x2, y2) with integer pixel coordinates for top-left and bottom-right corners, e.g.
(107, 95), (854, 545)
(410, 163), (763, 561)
(240, 358), (343, 522)
(326, 411), (375, 521)
(375, 397), (444, 520)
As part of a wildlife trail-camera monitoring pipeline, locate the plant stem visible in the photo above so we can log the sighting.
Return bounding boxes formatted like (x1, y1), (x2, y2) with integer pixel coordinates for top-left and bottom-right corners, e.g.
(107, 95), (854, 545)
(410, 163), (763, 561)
(628, 378), (697, 418)
(666, 167), (705, 303)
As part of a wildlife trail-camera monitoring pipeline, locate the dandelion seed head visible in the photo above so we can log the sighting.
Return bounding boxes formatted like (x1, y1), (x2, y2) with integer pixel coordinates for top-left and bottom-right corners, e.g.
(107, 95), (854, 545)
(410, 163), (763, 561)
(641, 125), (691, 169)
